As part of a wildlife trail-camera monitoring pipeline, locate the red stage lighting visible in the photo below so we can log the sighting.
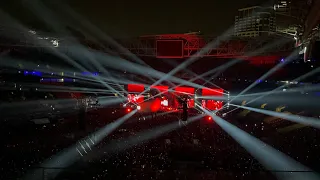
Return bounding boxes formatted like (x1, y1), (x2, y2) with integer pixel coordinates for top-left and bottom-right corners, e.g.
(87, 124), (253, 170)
(202, 88), (223, 96)
(207, 116), (212, 121)
(150, 98), (161, 112)
(128, 84), (144, 92)
(127, 108), (131, 112)
(175, 87), (195, 95)
(151, 86), (169, 92)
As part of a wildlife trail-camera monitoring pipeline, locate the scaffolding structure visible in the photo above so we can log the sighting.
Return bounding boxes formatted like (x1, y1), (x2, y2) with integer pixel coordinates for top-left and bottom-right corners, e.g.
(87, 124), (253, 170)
(122, 34), (295, 58)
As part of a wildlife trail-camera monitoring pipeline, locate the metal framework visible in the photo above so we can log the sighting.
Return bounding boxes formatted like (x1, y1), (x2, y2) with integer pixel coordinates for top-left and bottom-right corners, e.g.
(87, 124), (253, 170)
(122, 34), (295, 58)
(0, 27), (295, 59)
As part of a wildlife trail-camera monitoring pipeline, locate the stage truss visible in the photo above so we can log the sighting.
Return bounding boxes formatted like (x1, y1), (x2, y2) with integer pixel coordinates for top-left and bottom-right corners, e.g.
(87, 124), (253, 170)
(122, 34), (295, 58)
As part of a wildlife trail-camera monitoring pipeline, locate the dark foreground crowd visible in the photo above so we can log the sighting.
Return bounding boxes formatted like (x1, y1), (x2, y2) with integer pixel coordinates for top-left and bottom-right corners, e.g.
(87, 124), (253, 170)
(1, 93), (320, 180)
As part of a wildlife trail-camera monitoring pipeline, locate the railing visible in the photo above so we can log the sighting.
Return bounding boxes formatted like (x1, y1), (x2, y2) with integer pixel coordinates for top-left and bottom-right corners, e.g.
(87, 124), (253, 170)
(22, 167), (317, 180)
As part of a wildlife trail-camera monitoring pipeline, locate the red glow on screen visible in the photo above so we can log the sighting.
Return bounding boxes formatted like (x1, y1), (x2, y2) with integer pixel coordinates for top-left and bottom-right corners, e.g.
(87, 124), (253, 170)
(175, 87), (195, 95)
(201, 88), (224, 110)
(202, 100), (223, 110)
(150, 98), (161, 112)
(128, 84), (144, 92)
(139, 98), (161, 113)
(151, 86), (169, 92)
(187, 98), (195, 108)
(202, 88), (224, 96)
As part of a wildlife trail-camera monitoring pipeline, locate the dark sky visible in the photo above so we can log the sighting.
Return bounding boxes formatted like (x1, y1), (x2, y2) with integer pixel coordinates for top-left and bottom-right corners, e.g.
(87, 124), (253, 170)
(2, 0), (267, 37)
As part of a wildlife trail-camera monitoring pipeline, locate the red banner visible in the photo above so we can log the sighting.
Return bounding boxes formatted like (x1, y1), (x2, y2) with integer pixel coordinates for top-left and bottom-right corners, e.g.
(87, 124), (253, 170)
(202, 88), (223, 96)
(128, 84), (144, 92)
(175, 87), (195, 95)
(151, 85), (169, 92)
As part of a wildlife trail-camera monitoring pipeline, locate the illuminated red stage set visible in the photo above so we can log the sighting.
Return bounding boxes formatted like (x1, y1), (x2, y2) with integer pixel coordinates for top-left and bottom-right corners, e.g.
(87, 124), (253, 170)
(125, 84), (224, 113)
(125, 33), (294, 65)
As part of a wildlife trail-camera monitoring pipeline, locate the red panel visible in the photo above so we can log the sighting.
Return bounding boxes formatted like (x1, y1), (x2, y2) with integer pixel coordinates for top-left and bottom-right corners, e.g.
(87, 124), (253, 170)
(156, 40), (184, 59)
(128, 84), (144, 92)
(175, 87), (195, 95)
(202, 88), (224, 96)
(187, 98), (195, 108)
(201, 88), (223, 110)
(151, 86), (169, 92)
(150, 98), (161, 112)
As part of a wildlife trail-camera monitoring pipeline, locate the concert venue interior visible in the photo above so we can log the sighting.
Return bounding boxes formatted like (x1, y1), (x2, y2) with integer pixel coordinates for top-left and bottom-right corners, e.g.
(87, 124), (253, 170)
(1, 1), (320, 180)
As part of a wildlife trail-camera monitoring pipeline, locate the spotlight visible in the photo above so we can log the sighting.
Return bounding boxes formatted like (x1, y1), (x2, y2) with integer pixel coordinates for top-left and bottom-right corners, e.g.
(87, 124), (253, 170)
(126, 108), (131, 112)
(207, 116), (212, 121)
(137, 106), (141, 110)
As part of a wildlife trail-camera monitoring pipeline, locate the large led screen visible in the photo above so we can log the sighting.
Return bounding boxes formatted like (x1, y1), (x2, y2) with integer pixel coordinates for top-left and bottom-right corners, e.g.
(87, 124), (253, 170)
(156, 40), (184, 58)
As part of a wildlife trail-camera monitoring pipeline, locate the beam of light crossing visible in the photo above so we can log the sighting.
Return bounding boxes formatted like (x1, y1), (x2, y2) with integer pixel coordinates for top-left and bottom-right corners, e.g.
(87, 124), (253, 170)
(247, 65), (320, 104)
(93, 52), (211, 90)
(0, 96), (125, 122)
(65, 45), (128, 95)
(24, 110), (137, 180)
(95, 96), (126, 107)
(226, 65), (320, 114)
(198, 105), (320, 180)
(224, 49), (299, 110)
(50, 0), (160, 87)
(138, 60), (243, 103)
(125, 111), (177, 125)
(87, 114), (204, 161)
(51, 0), (148, 67)
(141, 38), (291, 103)
(0, 10), (125, 99)
(171, 60), (240, 94)
(0, 56), (154, 94)
(231, 104), (320, 129)
(136, 44), (233, 97)
(2, 49), (207, 93)
(137, 4), (292, 98)
(164, 60), (226, 91)
(198, 83), (320, 105)
(228, 84), (320, 99)
(15, 82), (124, 93)
(0, 98), (78, 118)
(199, 38), (290, 89)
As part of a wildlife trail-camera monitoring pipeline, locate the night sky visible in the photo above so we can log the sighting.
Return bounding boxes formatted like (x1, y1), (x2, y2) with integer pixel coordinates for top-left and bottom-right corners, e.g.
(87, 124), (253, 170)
(2, 0), (267, 37)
